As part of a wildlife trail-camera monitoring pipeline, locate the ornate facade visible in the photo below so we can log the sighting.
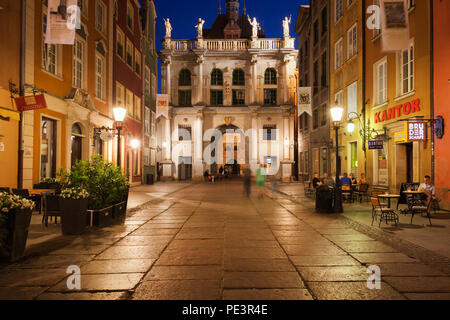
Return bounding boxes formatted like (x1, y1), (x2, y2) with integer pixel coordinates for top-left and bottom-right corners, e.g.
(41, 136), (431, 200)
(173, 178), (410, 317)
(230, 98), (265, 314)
(158, 0), (298, 180)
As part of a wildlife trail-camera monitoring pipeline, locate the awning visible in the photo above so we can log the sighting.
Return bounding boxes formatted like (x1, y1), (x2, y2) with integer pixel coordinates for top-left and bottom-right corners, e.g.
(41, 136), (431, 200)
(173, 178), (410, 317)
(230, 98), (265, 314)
(0, 108), (20, 121)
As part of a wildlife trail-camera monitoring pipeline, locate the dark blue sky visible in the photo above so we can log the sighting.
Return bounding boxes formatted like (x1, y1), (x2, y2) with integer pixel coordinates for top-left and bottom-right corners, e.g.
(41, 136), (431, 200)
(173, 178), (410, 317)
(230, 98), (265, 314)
(152, 0), (310, 92)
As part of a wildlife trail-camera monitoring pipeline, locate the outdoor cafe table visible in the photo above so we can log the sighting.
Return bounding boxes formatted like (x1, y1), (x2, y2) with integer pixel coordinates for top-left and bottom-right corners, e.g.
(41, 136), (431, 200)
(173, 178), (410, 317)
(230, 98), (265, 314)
(377, 194), (401, 209)
(28, 189), (56, 215)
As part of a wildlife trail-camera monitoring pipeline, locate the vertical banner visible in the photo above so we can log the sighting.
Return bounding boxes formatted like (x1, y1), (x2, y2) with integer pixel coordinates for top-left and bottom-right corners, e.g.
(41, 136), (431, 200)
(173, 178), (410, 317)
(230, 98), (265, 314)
(380, 0), (410, 52)
(297, 87), (312, 116)
(156, 94), (169, 119)
(45, 0), (79, 45)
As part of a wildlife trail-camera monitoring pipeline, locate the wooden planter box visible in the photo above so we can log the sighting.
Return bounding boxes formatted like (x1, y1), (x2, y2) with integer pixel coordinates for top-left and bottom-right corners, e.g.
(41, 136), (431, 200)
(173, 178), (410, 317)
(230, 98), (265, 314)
(0, 208), (33, 262)
(60, 198), (88, 235)
(92, 206), (115, 228)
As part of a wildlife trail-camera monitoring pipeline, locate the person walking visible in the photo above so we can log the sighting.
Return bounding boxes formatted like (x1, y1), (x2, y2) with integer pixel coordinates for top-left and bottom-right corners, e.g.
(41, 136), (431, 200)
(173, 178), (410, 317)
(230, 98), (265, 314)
(256, 165), (267, 199)
(243, 168), (251, 197)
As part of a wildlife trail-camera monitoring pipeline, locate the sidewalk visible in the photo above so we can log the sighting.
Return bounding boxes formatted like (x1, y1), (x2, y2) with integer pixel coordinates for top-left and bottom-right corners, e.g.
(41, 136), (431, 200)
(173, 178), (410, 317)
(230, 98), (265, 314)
(24, 181), (191, 251)
(277, 183), (450, 261)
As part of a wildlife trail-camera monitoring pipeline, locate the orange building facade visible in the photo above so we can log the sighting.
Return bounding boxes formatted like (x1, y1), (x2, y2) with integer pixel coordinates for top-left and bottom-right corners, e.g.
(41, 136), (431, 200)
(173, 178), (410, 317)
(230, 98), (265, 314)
(433, 0), (450, 209)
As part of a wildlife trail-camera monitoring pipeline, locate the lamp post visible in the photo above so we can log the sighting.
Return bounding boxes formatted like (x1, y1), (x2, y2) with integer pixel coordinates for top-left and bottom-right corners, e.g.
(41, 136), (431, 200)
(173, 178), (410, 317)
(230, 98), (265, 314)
(330, 106), (344, 213)
(113, 107), (126, 168)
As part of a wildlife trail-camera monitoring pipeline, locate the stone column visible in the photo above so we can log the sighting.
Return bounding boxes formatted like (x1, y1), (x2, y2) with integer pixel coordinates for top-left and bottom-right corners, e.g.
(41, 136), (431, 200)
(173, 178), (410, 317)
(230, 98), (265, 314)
(251, 55), (258, 104)
(283, 55), (290, 104)
(161, 111), (173, 180)
(196, 55), (204, 105)
(249, 106), (260, 174)
(281, 108), (293, 181)
(193, 107), (204, 178)
(163, 57), (172, 104)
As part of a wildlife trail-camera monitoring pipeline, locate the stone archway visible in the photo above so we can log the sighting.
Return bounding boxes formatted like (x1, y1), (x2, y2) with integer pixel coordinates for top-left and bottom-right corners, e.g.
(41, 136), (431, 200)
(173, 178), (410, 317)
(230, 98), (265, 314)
(213, 124), (248, 176)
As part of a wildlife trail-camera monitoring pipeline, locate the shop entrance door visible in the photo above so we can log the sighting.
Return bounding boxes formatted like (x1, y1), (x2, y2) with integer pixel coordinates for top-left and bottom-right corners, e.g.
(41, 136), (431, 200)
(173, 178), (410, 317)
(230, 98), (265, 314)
(406, 143), (413, 183)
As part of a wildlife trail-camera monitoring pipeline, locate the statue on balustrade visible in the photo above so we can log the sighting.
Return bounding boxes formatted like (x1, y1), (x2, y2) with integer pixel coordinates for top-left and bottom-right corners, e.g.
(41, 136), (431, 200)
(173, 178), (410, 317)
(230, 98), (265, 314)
(164, 18), (172, 39)
(247, 15), (260, 39)
(283, 16), (292, 38)
(195, 18), (205, 39)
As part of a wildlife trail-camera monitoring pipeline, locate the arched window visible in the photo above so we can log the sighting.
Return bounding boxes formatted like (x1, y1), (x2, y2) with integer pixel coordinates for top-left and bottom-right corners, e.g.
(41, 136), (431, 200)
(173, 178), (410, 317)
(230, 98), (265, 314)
(232, 69), (245, 86)
(72, 123), (82, 135)
(71, 123), (83, 167)
(211, 69), (223, 86)
(264, 68), (277, 85)
(178, 69), (191, 86)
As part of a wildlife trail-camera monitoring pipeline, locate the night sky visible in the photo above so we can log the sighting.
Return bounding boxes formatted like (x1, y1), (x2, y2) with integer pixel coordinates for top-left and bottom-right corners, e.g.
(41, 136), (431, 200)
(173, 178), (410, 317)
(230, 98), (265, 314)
(152, 0), (310, 92)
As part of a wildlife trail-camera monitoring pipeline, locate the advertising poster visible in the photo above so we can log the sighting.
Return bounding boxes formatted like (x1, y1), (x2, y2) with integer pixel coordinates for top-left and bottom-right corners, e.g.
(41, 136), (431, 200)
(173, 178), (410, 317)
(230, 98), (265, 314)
(45, 0), (79, 45)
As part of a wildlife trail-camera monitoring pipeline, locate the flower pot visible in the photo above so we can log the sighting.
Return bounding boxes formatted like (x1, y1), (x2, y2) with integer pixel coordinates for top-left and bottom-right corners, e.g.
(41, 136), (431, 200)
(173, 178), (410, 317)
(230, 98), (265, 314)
(113, 201), (128, 224)
(60, 198), (88, 235)
(0, 208), (33, 262)
(92, 206), (115, 228)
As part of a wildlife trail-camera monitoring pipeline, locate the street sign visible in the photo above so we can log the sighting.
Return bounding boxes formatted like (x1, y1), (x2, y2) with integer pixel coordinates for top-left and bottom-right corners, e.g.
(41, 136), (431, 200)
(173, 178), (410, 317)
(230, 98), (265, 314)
(368, 140), (384, 150)
(14, 94), (47, 112)
(407, 121), (426, 141)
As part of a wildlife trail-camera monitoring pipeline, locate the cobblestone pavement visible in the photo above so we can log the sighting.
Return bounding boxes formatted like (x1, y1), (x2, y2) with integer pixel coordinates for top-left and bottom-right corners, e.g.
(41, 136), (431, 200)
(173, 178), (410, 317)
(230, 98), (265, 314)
(1, 181), (450, 300)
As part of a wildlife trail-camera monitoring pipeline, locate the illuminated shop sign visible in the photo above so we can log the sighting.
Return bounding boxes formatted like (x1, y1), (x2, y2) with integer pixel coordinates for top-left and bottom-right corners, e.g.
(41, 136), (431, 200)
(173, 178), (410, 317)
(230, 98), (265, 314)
(407, 121), (427, 141)
(374, 99), (421, 123)
(368, 140), (384, 150)
(14, 94), (47, 112)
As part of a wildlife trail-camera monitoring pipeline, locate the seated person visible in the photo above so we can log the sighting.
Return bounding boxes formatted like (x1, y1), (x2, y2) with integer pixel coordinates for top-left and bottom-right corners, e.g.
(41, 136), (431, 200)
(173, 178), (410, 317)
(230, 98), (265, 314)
(358, 173), (368, 186)
(322, 173), (335, 187)
(349, 173), (357, 185)
(418, 175), (436, 201)
(340, 173), (352, 188)
(312, 173), (322, 188)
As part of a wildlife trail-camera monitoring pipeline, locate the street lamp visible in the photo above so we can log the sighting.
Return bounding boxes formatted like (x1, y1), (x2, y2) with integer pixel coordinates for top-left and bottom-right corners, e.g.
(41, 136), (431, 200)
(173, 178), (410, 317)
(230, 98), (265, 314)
(330, 106), (344, 213)
(113, 107), (126, 168)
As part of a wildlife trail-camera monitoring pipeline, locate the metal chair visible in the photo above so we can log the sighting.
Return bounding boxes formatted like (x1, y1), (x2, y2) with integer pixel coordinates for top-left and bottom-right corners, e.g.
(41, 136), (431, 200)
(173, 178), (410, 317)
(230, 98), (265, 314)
(355, 183), (370, 203)
(411, 196), (433, 226)
(42, 192), (62, 227)
(371, 197), (399, 227)
(341, 185), (352, 203)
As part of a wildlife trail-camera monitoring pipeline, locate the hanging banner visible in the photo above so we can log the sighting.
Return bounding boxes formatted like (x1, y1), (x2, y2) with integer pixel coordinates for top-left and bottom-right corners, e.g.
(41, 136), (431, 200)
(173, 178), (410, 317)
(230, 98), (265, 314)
(156, 94), (169, 119)
(45, 0), (79, 45)
(14, 94), (48, 112)
(297, 87), (312, 116)
(380, 0), (410, 52)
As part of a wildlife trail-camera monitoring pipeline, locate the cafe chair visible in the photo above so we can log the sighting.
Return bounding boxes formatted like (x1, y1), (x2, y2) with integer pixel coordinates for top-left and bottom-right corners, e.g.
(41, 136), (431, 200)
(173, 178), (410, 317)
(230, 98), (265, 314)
(341, 186), (352, 203)
(12, 188), (30, 198)
(411, 196), (433, 226)
(0, 187), (10, 194)
(371, 197), (399, 227)
(354, 183), (370, 203)
(42, 192), (62, 227)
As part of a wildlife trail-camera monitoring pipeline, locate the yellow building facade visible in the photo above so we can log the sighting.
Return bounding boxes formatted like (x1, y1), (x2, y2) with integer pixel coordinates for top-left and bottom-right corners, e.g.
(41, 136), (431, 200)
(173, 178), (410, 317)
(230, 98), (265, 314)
(330, 0), (365, 180)
(364, 0), (432, 191)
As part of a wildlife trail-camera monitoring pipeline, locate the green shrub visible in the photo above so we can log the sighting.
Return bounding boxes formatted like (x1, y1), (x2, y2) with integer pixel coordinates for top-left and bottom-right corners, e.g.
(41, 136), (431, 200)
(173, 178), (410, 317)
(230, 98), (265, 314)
(69, 155), (130, 210)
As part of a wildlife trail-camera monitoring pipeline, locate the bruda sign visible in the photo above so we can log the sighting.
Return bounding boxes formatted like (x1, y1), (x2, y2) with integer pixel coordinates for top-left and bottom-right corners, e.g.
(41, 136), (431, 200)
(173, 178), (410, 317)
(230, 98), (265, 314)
(374, 99), (421, 124)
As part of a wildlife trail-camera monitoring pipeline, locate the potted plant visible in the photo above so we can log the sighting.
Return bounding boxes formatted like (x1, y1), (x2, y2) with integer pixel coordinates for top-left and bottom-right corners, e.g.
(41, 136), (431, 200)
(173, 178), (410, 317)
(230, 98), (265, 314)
(70, 155), (130, 227)
(0, 192), (35, 262)
(60, 187), (89, 235)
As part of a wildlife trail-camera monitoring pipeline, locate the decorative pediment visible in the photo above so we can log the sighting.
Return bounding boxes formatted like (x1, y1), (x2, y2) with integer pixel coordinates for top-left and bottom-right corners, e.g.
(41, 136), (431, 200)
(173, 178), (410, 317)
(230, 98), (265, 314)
(66, 88), (98, 112)
(96, 41), (106, 57)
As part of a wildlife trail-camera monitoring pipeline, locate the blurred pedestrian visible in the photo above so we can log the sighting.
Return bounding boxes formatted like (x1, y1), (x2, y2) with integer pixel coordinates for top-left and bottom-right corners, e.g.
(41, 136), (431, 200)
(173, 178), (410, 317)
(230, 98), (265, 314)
(243, 167), (251, 197)
(256, 164), (267, 199)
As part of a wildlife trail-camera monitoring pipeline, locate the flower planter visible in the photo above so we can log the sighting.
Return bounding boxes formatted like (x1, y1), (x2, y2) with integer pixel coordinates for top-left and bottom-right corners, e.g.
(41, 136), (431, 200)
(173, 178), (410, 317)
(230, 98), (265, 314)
(113, 201), (128, 224)
(0, 208), (33, 262)
(60, 198), (88, 235)
(92, 206), (115, 228)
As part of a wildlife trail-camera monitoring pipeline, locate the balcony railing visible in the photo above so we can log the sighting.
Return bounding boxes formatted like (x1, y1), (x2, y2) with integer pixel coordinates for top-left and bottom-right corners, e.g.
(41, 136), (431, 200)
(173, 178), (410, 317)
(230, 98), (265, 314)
(166, 39), (290, 51)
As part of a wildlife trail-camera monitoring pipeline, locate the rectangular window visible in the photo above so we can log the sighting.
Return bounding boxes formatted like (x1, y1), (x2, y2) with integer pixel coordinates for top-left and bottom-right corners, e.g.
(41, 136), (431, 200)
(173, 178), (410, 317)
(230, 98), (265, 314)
(335, 0), (343, 22)
(264, 89), (277, 105)
(126, 89), (133, 116)
(127, 2), (134, 31)
(321, 53), (327, 87)
(321, 104), (327, 126)
(263, 125), (277, 141)
(313, 108), (319, 129)
(95, 56), (104, 100)
(335, 90), (343, 108)
(134, 96), (141, 121)
(347, 82), (357, 117)
(335, 38), (343, 70)
(117, 28), (124, 59)
(116, 83), (124, 108)
(144, 66), (151, 96)
(135, 50), (141, 76)
(210, 90), (224, 106)
(178, 90), (192, 106)
(73, 38), (84, 88)
(96, 1), (105, 33)
(313, 61), (319, 94)
(374, 59), (387, 105)
(42, 7), (58, 75)
(347, 24), (357, 59)
(400, 43), (414, 95)
(321, 7), (327, 35)
(133, 149), (140, 176)
(232, 90), (245, 105)
(126, 39), (133, 68)
(40, 117), (57, 179)
(313, 20), (319, 44)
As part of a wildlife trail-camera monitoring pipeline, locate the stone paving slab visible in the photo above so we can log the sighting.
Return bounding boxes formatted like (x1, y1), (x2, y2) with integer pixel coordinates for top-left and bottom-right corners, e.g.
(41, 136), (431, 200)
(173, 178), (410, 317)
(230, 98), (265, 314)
(384, 277), (450, 293)
(222, 289), (313, 300)
(350, 253), (419, 264)
(290, 255), (361, 267)
(296, 266), (369, 281)
(0, 268), (67, 287)
(37, 292), (127, 300)
(0, 287), (49, 300)
(95, 246), (165, 260)
(49, 273), (144, 292)
(144, 266), (222, 281)
(81, 259), (156, 274)
(223, 272), (305, 289)
(224, 259), (297, 272)
(133, 280), (221, 300)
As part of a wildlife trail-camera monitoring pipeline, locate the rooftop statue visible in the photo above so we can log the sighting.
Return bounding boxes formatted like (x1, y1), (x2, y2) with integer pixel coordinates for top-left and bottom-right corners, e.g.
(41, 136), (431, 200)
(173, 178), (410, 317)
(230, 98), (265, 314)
(195, 18), (205, 39)
(163, 18), (172, 39)
(283, 16), (292, 38)
(247, 15), (260, 39)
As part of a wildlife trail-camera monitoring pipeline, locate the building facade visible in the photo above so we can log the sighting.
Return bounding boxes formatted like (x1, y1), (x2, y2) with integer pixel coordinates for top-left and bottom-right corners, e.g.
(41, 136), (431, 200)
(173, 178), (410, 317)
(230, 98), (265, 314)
(295, 0), (332, 181)
(433, 0), (450, 209)
(0, 0), (21, 189)
(329, 0), (365, 180)
(141, 0), (158, 184)
(364, 0), (432, 191)
(113, 0), (143, 186)
(158, 0), (298, 180)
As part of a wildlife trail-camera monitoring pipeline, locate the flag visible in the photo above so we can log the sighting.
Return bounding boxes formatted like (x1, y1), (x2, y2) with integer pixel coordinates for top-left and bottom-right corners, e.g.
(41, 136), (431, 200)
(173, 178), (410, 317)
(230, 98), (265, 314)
(45, 0), (79, 45)
(156, 94), (169, 119)
(380, 0), (410, 52)
(297, 87), (312, 116)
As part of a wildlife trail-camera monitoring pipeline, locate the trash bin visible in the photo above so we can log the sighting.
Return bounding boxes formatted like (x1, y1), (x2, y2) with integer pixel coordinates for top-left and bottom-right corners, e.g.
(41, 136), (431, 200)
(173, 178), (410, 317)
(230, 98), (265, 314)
(147, 174), (154, 185)
(315, 185), (334, 213)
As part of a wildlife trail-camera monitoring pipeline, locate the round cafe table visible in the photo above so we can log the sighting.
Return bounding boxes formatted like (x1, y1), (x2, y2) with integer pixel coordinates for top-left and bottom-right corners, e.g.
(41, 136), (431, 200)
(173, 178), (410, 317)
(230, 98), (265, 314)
(377, 194), (401, 209)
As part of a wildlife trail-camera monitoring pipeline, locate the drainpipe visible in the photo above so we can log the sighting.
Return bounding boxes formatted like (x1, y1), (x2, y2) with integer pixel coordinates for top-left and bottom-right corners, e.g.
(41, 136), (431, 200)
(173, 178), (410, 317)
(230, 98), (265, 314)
(362, 0), (367, 177)
(17, 0), (26, 189)
(430, 0), (435, 185)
